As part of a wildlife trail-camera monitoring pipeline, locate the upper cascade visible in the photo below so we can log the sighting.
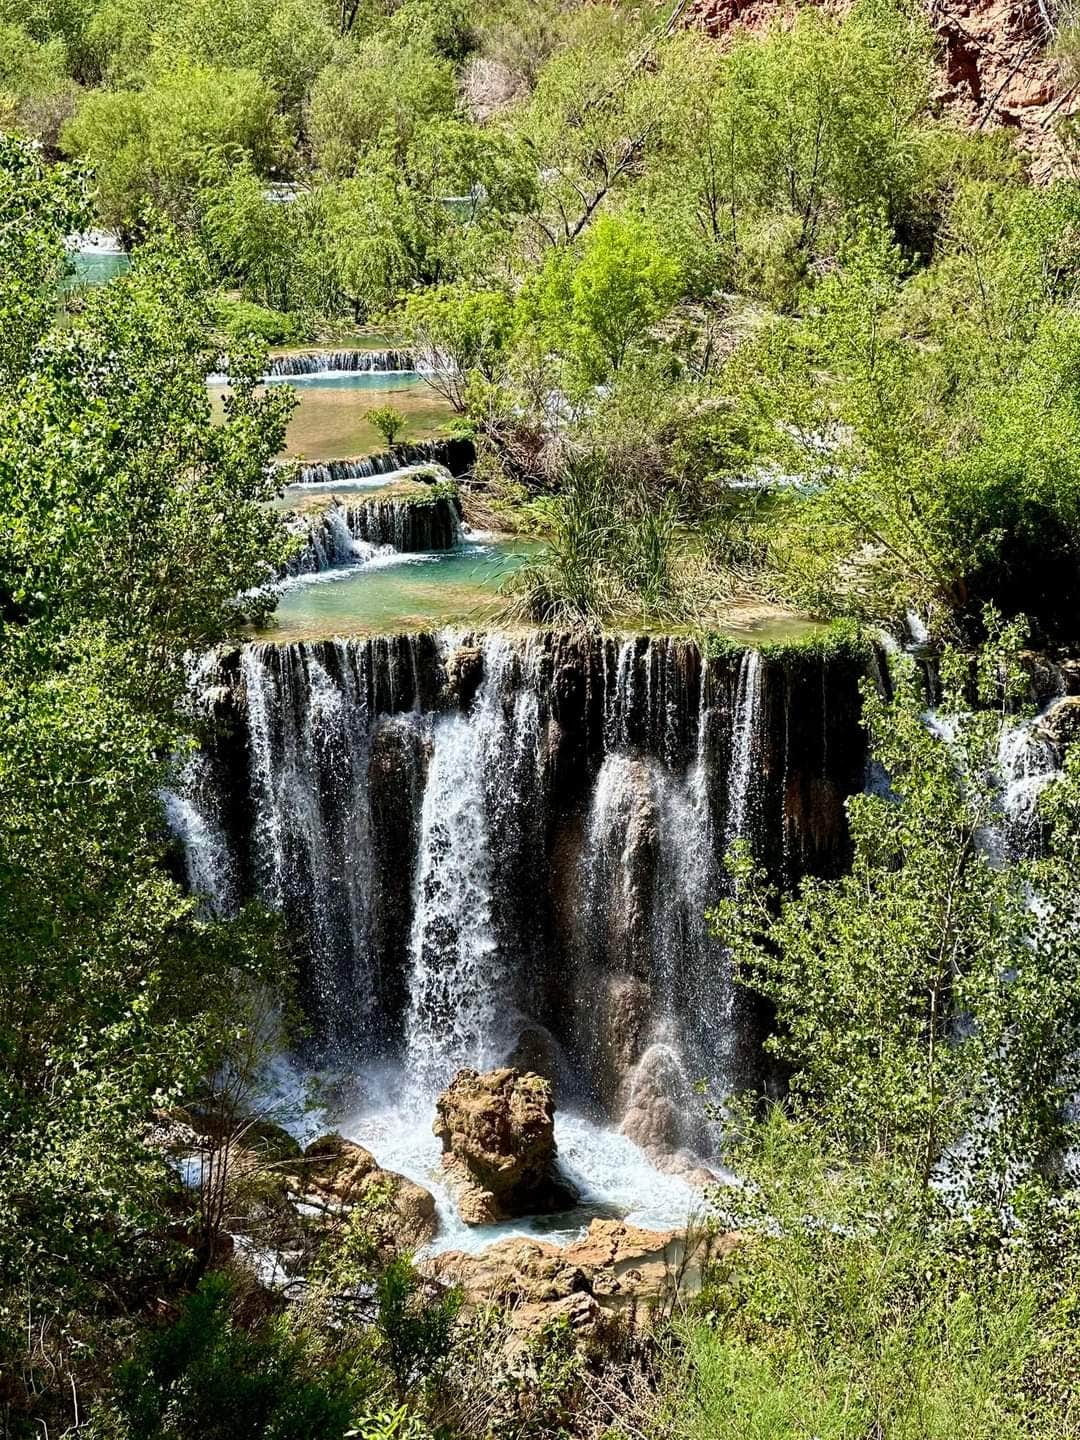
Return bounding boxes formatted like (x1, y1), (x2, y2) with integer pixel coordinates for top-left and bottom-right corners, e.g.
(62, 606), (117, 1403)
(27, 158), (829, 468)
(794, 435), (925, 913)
(267, 348), (417, 376)
(286, 439), (476, 487)
(169, 630), (867, 1162)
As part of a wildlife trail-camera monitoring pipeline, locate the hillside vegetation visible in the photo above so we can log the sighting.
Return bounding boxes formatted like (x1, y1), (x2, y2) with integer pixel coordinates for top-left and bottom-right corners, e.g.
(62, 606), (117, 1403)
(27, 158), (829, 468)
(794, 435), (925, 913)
(5, 2), (1080, 1436)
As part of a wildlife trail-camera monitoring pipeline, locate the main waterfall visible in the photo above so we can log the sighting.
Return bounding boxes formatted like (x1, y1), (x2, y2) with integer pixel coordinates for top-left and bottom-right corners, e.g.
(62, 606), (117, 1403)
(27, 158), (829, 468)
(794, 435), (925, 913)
(174, 630), (865, 1158)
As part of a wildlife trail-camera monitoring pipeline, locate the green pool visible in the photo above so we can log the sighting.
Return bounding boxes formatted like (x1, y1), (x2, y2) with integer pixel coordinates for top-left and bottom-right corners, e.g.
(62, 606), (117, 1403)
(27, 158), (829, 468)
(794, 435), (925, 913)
(259, 539), (540, 641)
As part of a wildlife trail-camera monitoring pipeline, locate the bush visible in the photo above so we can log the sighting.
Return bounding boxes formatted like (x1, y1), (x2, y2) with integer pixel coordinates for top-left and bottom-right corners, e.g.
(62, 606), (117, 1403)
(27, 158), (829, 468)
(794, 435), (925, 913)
(213, 296), (303, 346)
(106, 1273), (363, 1440)
(365, 405), (407, 446)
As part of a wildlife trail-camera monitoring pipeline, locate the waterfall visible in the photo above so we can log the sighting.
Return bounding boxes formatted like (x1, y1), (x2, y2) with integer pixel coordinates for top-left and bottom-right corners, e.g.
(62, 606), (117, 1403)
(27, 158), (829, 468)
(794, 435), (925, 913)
(725, 649), (764, 845)
(282, 495), (462, 578)
(268, 349), (416, 377)
(404, 636), (540, 1098)
(286, 439), (475, 487)
(161, 754), (234, 917)
(283, 506), (390, 579)
(346, 495), (462, 553)
(172, 633), (866, 1137)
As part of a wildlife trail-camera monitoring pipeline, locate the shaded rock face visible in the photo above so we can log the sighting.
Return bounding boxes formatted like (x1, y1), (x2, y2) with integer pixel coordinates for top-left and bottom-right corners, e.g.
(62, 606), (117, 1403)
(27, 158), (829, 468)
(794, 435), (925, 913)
(173, 632), (866, 1147)
(433, 1068), (577, 1225)
(298, 1134), (438, 1248)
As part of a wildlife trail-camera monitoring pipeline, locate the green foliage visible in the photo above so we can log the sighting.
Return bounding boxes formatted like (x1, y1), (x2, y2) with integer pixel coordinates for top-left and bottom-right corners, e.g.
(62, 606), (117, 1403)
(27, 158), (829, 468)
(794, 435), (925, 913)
(0, 20), (76, 143)
(307, 40), (455, 176)
(521, 215), (680, 387)
(61, 58), (287, 233)
(394, 282), (514, 410)
(213, 295), (304, 345)
(713, 617), (1080, 1201)
(508, 450), (689, 626)
(365, 405), (407, 446)
(649, 0), (938, 306)
(664, 1112), (1067, 1440)
(107, 1273), (364, 1440)
(0, 133), (89, 383)
(733, 194), (1080, 633)
(0, 137), (294, 1433)
(375, 1257), (461, 1399)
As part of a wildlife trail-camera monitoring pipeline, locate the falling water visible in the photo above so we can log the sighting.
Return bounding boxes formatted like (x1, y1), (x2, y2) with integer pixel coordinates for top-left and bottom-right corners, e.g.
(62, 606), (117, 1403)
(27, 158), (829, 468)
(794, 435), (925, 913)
(725, 649), (764, 845)
(266, 349), (416, 377)
(172, 634), (865, 1138)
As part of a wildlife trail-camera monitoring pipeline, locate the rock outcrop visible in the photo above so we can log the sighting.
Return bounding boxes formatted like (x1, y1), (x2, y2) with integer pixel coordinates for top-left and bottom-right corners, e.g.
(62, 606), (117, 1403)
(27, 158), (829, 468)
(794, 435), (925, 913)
(294, 1134), (438, 1247)
(433, 1068), (578, 1225)
(426, 1217), (737, 1329)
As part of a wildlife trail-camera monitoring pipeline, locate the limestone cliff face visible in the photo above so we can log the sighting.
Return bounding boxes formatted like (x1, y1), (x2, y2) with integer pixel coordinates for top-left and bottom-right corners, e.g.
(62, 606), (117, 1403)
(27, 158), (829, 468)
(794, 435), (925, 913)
(683, 0), (1077, 177)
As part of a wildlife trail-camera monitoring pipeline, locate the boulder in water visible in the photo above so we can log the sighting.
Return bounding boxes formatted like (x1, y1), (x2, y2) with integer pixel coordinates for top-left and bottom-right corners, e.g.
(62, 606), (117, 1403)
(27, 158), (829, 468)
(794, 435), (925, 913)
(433, 1067), (577, 1225)
(297, 1134), (438, 1247)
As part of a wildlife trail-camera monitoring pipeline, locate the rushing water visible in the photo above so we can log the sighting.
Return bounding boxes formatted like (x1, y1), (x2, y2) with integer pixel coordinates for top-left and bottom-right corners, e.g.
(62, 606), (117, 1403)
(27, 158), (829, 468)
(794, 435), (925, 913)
(176, 632), (864, 1089)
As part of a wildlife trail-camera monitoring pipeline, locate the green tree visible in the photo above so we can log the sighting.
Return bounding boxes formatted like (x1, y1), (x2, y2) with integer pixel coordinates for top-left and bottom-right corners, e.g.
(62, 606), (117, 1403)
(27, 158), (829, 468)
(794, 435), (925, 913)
(393, 281), (514, 411)
(648, 1), (937, 306)
(61, 58), (287, 233)
(713, 621), (1080, 1200)
(365, 404), (407, 446)
(521, 214), (680, 387)
(734, 201), (1080, 634)
(0, 138), (295, 1432)
(307, 39), (455, 177)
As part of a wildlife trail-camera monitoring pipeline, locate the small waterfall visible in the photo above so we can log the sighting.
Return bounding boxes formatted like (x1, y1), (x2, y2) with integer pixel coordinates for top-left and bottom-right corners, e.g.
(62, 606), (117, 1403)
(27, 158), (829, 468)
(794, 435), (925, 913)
(283, 506), (391, 579)
(998, 719), (1060, 843)
(286, 439), (475, 487)
(161, 754), (235, 917)
(268, 349), (416, 377)
(725, 649), (764, 845)
(346, 496), (463, 553)
(282, 495), (462, 579)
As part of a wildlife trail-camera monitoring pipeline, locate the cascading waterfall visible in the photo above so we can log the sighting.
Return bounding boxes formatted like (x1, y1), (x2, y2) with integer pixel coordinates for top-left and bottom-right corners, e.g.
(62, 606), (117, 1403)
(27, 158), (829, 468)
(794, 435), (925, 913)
(347, 496), (463, 554)
(175, 631), (866, 1147)
(268, 349), (416, 376)
(283, 506), (391, 579)
(282, 495), (462, 579)
(285, 439), (475, 488)
(161, 754), (234, 917)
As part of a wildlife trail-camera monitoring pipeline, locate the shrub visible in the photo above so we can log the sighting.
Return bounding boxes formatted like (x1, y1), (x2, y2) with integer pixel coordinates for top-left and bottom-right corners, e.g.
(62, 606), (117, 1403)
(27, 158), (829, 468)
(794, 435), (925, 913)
(365, 405), (408, 446)
(213, 296), (303, 346)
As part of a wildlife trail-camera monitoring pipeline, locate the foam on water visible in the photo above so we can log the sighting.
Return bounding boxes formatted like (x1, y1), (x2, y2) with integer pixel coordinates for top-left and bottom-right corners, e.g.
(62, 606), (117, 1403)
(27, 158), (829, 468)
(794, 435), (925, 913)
(333, 1099), (707, 1255)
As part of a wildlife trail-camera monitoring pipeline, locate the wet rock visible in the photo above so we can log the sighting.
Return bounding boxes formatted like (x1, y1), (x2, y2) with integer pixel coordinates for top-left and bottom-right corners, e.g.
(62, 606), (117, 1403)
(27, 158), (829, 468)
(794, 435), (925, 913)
(592, 974), (652, 1110)
(444, 644), (485, 708)
(427, 1217), (736, 1322)
(433, 1068), (577, 1225)
(297, 1134), (438, 1247)
(618, 1042), (710, 1162)
(1037, 695), (1080, 753)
